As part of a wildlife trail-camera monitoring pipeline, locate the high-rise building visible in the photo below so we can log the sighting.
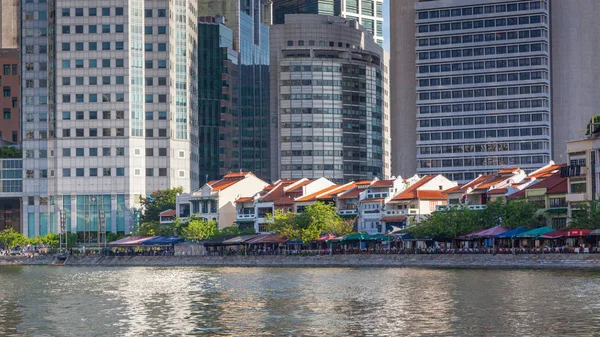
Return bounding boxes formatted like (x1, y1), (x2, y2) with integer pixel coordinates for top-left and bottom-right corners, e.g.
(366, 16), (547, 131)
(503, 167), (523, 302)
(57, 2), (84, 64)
(391, 0), (600, 181)
(271, 0), (385, 46)
(197, 0), (271, 183)
(20, 1), (199, 237)
(392, 0), (552, 182)
(197, 16), (240, 183)
(270, 14), (390, 183)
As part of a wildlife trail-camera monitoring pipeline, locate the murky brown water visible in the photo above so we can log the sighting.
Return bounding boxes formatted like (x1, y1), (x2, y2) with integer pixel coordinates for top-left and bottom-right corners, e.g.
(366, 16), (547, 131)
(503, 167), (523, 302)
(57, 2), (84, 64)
(0, 266), (599, 336)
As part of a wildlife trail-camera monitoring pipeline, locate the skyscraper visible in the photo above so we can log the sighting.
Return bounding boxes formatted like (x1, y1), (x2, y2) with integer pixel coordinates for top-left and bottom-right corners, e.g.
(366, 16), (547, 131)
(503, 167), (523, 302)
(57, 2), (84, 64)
(392, 0), (552, 182)
(197, 0), (271, 183)
(272, 0), (385, 46)
(20, 1), (199, 237)
(197, 16), (240, 183)
(270, 14), (390, 183)
(391, 0), (600, 181)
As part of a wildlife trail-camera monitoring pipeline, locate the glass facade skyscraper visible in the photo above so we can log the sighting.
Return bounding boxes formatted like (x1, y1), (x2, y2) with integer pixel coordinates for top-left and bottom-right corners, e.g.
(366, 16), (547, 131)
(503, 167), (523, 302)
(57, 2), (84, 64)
(198, 0), (271, 182)
(197, 17), (240, 185)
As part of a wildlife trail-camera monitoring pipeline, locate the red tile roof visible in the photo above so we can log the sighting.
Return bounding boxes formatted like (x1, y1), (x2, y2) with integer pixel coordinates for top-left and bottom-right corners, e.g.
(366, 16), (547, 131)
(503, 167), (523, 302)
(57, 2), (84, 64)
(509, 172), (568, 199)
(416, 190), (446, 200)
(371, 179), (395, 188)
(528, 164), (566, 179)
(223, 172), (252, 179)
(472, 176), (507, 191)
(487, 188), (508, 196)
(337, 188), (362, 200)
(210, 178), (243, 191)
(286, 180), (313, 193)
(392, 175), (437, 201)
(160, 209), (176, 217)
(547, 179), (567, 195)
(497, 168), (520, 175)
(295, 184), (341, 202)
(445, 175), (494, 194)
(235, 197), (254, 203)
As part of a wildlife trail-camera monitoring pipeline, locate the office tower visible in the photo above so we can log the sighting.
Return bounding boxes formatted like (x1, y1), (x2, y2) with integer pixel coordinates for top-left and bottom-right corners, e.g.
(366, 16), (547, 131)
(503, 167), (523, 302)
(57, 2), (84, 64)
(20, 1), (198, 237)
(392, 0), (551, 182)
(0, 49), (19, 144)
(197, 16), (240, 183)
(197, 0), (271, 183)
(270, 14), (390, 183)
(271, 0), (385, 46)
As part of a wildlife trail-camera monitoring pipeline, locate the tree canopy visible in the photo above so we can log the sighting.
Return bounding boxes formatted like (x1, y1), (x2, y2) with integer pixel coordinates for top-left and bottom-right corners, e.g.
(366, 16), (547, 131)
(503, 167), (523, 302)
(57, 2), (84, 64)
(266, 202), (348, 244)
(139, 187), (183, 224)
(0, 228), (27, 249)
(571, 200), (600, 229)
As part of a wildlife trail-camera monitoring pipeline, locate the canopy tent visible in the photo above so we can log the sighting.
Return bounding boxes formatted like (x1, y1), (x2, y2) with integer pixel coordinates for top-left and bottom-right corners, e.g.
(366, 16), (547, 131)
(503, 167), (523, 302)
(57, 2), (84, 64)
(540, 230), (566, 239)
(516, 226), (554, 239)
(222, 234), (261, 245)
(141, 236), (183, 246)
(246, 234), (287, 245)
(107, 236), (156, 246)
(494, 227), (528, 238)
(365, 234), (394, 242)
(313, 234), (337, 242)
(563, 229), (592, 237)
(461, 226), (510, 239)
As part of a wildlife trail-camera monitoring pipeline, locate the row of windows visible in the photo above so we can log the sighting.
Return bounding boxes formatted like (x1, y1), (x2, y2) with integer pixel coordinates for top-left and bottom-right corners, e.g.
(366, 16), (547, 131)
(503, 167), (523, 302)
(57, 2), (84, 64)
(281, 136), (343, 143)
(280, 122), (342, 129)
(61, 76), (124, 86)
(60, 7), (125, 17)
(418, 127), (549, 142)
(61, 168), (127, 178)
(417, 15), (546, 34)
(419, 113), (547, 128)
(2, 64), (18, 76)
(280, 164), (343, 171)
(418, 43), (548, 68)
(418, 29), (546, 47)
(418, 155), (549, 169)
(418, 141), (548, 156)
(281, 65), (343, 73)
(62, 111), (124, 120)
(417, 1), (544, 20)
(280, 150), (344, 157)
(58, 93), (169, 104)
(418, 68), (547, 87)
(61, 59), (169, 69)
(286, 40), (358, 49)
(281, 94), (343, 101)
(418, 85), (548, 101)
(281, 80), (342, 87)
(418, 98), (549, 114)
(57, 128), (168, 138)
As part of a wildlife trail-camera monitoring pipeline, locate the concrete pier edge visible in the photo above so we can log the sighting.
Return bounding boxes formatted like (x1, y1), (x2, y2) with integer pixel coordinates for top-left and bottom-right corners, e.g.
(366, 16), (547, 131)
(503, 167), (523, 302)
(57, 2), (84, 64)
(2, 254), (600, 270)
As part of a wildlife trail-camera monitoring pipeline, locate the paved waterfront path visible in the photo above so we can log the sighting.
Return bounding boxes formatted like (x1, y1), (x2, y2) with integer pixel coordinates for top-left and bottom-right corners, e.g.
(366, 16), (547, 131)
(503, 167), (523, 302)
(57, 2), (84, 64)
(3, 254), (600, 269)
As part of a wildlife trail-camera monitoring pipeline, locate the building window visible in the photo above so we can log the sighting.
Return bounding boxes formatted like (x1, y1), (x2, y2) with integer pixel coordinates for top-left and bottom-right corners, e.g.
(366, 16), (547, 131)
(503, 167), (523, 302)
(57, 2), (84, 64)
(89, 168), (98, 177)
(116, 168), (125, 176)
(76, 168), (84, 177)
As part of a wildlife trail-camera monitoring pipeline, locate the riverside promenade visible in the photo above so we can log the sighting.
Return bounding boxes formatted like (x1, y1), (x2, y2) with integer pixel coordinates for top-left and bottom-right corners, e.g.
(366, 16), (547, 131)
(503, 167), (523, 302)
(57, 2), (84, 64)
(3, 254), (600, 270)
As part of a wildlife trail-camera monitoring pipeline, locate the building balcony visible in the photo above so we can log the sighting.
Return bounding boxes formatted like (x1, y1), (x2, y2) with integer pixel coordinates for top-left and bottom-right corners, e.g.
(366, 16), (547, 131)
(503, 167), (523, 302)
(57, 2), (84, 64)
(566, 193), (586, 203)
(236, 213), (256, 221)
(338, 209), (357, 216)
(384, 209), (407, 216)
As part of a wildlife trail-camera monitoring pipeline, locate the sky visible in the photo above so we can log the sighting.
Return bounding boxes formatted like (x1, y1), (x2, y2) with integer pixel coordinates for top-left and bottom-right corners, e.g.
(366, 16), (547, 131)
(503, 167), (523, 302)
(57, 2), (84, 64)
(383, 0), (390, 51)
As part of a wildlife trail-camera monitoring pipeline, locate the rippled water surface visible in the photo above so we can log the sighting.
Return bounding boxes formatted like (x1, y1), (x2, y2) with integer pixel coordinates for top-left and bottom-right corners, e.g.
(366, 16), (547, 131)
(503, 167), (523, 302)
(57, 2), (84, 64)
(0, 266), (599, 336)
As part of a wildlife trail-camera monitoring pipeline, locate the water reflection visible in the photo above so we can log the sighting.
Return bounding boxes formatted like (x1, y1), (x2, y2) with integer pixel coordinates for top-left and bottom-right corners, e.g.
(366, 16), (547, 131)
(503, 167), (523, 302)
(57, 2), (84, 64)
(0, 267), (599, 336)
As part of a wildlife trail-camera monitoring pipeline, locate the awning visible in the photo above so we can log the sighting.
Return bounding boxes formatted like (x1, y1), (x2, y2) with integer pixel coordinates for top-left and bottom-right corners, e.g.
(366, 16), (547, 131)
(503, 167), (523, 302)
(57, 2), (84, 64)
(313, 234), (337, 242)
(516, 226), (554, 239)
(222, 234), (261, 245)
(246, 234), (287, 245)
(380, 216), (407, 222)
(141, 236), (183, 246)
(540, 230), (566, 239)
(460, 226), (509, 239)
(107, 236), (156, 246)
(545, 207), (568, 214)
(589, 229), (600, 236)
(563, 229), (592, 237)
(494, 227), (528, 238)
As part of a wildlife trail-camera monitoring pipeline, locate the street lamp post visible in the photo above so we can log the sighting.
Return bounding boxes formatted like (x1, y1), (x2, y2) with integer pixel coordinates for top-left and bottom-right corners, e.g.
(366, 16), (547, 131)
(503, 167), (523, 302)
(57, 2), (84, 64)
(98, 206), (106, 255)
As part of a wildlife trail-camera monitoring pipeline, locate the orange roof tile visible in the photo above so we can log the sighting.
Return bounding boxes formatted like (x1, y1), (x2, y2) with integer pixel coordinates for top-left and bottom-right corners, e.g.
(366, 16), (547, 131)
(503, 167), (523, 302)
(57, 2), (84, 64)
(337, 188), (362, 200)
(416, 190), (446, 200)
(487, 188), (508, 196)
(446, 175), (494, 194)
(296, 183), (356, 202)
(371, 179), (395, 188)
(160, 209), (176, 217)
(296, 184), (340, 202)
(210, 178), (243, 191)
(472, 176), (507, 191)
(223, 172), (252, 179)
(497, 168), (520, 175)
(235, 197), (254, 203)
(392, 175), (437, 201)
(286, 180), (312, 193)
(528, 164), (566, 179)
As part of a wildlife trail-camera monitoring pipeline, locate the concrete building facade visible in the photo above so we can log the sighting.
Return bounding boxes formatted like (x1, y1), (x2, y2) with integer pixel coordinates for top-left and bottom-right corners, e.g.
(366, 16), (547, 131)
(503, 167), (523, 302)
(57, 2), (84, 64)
(270, 15), (390, 183)
(391, 0), (600, 181)
(0, 0), (19, 49)
(271, 0), (385, 46)
(20, 0), (199, 238)
(0, 49), (19, 144)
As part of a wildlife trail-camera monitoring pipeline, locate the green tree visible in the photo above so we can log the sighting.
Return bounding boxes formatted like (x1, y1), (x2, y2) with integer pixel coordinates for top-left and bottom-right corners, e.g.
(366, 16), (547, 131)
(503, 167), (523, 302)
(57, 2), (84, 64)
(570, 200), (600, 229)
(183, 219), (218, 241)
(140, 187), (183, 224)
(328, 218), (355, 236)
(214, 225), (256, 239)
(0, 228), (27, 249)
(479, 199), (506, 228)
(266, 209), (301, 241)
(503, 199), (540, 229)
(409, 207), (480, 240)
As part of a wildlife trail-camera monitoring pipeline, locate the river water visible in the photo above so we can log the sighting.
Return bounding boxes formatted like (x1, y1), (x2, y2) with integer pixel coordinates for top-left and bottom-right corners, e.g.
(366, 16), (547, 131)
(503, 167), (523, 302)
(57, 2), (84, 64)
(0, 266), (599, 336)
